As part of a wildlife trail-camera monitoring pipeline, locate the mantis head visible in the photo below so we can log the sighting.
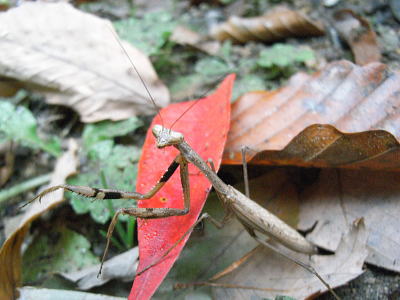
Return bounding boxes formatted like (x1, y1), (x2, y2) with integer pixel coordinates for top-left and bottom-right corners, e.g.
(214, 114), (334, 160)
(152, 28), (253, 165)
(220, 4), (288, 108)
(152, 125), (184, 148)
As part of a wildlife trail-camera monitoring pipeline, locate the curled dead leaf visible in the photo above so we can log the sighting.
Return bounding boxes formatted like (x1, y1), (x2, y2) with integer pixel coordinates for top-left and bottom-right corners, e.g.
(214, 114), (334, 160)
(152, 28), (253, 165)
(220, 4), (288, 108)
(333, 9), (381, 65)
(0, 2), (169, 122)
(224, 60), (400, 170)
(210, 7), (325, 43)
(249, 124), (400, 170)
(0, 140), (79, 300)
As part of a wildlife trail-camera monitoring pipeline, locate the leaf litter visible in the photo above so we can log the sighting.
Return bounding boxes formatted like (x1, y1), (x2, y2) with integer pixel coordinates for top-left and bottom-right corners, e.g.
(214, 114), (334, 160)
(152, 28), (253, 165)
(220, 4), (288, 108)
(213, 218), (368, 299)
(0, 1), (396, 298)
(333, 10), (381, 66)
(298, 169), (400, 272)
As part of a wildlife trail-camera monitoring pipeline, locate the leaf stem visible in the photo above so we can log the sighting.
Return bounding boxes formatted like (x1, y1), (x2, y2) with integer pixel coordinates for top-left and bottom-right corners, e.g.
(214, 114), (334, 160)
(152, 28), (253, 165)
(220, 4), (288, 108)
(126, 217), (135, 248)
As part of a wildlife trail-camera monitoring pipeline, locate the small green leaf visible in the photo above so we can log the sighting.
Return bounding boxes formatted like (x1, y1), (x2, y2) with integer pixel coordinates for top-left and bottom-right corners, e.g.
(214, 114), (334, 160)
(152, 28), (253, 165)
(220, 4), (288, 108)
(114, 11), (177, 56)
(23, 227), (99, 283)
(258, 44), (315, 68)
(218, 40), (233, 61)
(275, 296), (297, 300)
(220, 0), (235, 4)
(83, 117), (142, 150)
(169, 73), (203, 99)
(194, 57), (233, 77)
(87, 140), (114, 161)
(232, 74), (267, 100)
(0, 101), (61, 156)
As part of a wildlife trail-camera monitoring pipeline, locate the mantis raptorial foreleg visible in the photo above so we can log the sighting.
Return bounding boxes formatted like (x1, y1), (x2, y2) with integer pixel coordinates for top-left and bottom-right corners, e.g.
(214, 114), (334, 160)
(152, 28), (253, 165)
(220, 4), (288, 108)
(25, 154), (191, 276)
(23, 155), (185, 206)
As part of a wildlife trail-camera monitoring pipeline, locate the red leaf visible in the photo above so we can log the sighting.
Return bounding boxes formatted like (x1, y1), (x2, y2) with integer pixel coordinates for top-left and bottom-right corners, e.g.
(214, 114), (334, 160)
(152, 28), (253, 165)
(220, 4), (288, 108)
(129, 74), (235, 300)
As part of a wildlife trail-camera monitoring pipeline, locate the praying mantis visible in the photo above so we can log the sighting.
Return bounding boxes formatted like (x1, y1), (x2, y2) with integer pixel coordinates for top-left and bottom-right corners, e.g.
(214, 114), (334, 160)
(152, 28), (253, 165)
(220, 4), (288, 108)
(27, 108), (339, 300)
(25, 31), (341, 300)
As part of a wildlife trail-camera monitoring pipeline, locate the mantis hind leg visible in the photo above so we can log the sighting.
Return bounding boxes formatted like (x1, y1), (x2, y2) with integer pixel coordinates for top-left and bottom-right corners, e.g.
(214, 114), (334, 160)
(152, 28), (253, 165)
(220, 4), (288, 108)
(136, 211), (231, 277)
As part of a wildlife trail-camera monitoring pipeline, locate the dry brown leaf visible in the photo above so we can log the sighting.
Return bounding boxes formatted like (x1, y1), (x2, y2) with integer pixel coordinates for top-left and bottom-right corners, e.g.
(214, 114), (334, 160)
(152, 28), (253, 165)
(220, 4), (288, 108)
(298, 169), (400, 273)
(210, 7), (324, 43)
(0, 140), (78, 300)
(248, 124), (400, 170)
(333, 10), (381, 65)
(213, 218), (367, 299)
(224, 60), (400, 168)
(0, 2), (169, 122)
(0, 78), (21, 97)
(170, 25), (220, 56)
(171, 25), (203, 46)
(61, 247), (139, 290)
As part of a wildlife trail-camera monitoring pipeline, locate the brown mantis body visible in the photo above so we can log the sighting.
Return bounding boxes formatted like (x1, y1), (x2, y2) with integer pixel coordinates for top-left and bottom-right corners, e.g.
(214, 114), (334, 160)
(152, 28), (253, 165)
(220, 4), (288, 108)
(28, 124), (339, 299)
